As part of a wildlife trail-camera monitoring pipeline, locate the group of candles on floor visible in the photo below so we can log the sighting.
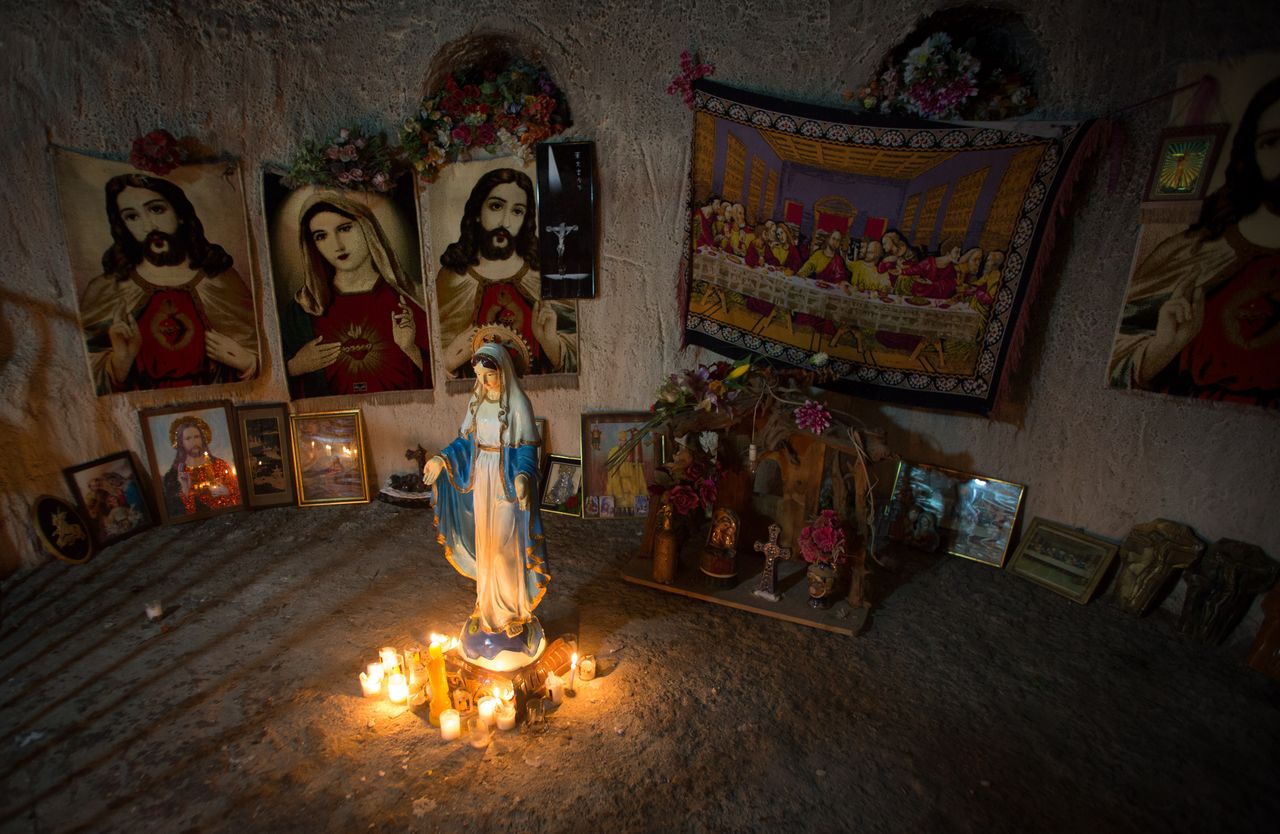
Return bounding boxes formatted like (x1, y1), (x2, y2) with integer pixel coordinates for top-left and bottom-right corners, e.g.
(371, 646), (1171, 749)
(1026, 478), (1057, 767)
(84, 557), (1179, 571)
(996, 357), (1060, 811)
(357, 633), (597, 747)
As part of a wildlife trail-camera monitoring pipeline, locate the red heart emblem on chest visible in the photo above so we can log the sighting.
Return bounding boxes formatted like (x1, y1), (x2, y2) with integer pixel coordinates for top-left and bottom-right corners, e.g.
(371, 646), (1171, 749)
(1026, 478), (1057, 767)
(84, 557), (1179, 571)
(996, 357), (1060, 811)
(342, 336), (371, 361)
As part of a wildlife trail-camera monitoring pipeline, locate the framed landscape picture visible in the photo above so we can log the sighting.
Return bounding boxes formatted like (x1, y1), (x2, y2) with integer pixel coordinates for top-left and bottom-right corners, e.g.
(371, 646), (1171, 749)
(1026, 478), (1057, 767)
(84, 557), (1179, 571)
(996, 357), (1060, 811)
(540, 454), (583, 517)
(580, 412), (662, 519)
(290, 409), (369, 506)
(63, 451), (154, 547)
(235, 403), (296, 508)
(1007, 517), (1119, 603)
(139, 401), (246, 525)
(886, 460), (1024, 568)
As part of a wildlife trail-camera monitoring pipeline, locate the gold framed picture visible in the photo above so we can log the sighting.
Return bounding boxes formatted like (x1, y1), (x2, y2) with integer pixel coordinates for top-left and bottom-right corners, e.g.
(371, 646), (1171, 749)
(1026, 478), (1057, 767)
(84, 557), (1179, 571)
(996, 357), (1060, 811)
(1007, 517), (1118, 603)
(235, 403), (297, 508)
(139, 401), (247, 525)
(290, 409), (369, 506)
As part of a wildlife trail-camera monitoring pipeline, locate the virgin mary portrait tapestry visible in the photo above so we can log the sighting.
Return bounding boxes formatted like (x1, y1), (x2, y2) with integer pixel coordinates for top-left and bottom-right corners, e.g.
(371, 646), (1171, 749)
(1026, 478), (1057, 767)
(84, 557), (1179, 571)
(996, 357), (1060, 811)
(682, 80), (1095, 415)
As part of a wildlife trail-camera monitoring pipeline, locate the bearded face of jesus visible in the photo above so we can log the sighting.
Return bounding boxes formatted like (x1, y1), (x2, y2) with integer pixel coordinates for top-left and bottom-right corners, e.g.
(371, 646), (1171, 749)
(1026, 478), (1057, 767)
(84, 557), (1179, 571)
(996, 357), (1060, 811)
(478, 182), (529, 261)
(116, 187), (187, 266)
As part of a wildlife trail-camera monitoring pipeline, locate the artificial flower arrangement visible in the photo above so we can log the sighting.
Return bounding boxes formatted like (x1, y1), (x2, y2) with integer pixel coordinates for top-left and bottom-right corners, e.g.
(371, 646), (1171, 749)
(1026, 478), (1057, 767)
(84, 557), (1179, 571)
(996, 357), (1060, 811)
(130, 129), (189, 175)
(853, 31), (1035, 121)
(648, 441), (724, 518)
(283, 126), (397, 192)
(400, 59), (570, 183)
(798, 510), (851, 566)
(606, 353), (846, 475)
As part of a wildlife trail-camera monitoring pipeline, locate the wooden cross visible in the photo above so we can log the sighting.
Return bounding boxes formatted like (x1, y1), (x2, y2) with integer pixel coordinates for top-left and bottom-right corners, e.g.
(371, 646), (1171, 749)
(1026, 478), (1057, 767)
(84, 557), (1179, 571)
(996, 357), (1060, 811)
(752, 524), (793, 602)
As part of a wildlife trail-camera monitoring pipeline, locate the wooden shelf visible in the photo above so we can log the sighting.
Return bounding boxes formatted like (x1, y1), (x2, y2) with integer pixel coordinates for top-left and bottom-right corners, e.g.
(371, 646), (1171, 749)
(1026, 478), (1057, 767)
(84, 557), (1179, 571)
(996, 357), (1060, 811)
(620, 547), (866, 636)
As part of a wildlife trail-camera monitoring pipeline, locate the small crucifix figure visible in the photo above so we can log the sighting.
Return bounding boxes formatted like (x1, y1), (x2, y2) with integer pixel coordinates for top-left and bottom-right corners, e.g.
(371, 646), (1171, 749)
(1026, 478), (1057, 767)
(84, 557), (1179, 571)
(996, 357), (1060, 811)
(544, 222), (579, 257)
(752, 524), (792, 603)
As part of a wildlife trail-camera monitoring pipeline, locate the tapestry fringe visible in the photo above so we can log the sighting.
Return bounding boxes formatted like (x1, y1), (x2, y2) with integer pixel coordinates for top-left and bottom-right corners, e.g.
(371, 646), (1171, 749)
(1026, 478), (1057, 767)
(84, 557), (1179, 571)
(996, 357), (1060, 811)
(997, 117), (1110, 408)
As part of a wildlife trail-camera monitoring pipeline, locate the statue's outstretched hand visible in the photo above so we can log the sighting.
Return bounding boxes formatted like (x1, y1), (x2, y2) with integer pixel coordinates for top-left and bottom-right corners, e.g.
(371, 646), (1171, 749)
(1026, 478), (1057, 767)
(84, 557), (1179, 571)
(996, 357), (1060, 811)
(423, 456), (445, 486)
(514, 473), (531, 510)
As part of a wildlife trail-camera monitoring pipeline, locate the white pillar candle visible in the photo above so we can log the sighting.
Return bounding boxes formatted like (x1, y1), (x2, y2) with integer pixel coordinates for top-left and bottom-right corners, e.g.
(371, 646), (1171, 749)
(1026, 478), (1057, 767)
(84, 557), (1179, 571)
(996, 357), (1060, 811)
(387, 673), (409, 704)
(359, 672), (382, 697)
(440, 709), (461, 740)
(366, 662), (385, 681)
(477, 695), (498, 727)
(496, 704), (517, 731)
(379, 647), (400, 670)
(545, 674), (564, 705)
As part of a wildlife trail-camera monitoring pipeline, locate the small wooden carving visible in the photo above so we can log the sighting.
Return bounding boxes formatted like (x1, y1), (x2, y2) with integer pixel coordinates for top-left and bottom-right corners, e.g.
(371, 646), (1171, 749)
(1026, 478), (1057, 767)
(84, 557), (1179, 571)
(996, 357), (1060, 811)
(1247, 585), (1280, 681)
(752, 523), (793, 602)
(652, 501), (679, 585)
(1177, 539), (1278, 644)
(699, 507), (739, 580)
(1113, 519), (1205, 616)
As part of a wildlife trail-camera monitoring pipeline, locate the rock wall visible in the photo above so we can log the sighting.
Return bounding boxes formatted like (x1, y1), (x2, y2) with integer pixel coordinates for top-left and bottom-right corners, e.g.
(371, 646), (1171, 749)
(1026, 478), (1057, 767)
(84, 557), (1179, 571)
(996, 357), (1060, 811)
(1, 0), (1277, 573)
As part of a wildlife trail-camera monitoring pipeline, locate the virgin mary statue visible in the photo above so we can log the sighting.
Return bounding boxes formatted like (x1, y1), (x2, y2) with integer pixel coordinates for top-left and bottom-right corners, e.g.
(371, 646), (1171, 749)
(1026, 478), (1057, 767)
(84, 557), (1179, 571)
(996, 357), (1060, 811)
(424, 341), (549, 671)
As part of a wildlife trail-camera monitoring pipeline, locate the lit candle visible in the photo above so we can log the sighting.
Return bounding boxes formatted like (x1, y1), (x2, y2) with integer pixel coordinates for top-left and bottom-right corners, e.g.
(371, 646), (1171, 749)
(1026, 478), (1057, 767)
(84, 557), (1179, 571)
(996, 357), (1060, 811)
(568, 652), (579, 692)
(496, 703), (517, 731)
(469, 717), (491, 749)
(578, 656), (597, 681)
(379, 647), (400, 670)
(440, 709), (461, 741)
(545, 673), (564, 705)
(387, 673), (409, 704)
(367, 661), (385, 680)
(359, 672), (382, 697)
(427, 634), (450, 727)
(477, 695), (498, 727)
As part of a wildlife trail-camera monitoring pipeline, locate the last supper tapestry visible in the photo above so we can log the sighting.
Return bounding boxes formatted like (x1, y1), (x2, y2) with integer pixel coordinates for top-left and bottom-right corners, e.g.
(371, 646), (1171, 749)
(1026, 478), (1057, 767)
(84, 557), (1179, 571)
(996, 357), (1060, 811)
(682, 80), (1094, 414)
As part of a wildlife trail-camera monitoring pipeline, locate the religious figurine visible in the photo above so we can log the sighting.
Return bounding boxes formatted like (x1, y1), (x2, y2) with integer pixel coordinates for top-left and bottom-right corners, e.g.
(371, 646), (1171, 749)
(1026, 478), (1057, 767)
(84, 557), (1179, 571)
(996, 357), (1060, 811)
(652, 500), (679, 585)
(424, 342), (549, 672)
(699, 507), (739, 583)
(1113, 519), (1205, 616)
(1177, 539), (1278, 644)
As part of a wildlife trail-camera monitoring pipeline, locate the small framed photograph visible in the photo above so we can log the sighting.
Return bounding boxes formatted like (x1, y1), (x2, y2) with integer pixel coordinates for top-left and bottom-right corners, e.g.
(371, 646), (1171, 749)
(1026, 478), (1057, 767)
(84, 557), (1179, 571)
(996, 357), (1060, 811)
(63, 451), (155, 547)
(1007, 517), (1119, 603)
(887, 461), (1024, 568)
(540, 454), (583, 516)
(290, 409), (370, 506)
(139, 401), (246, 525)
(580, 412), (661, 518)
(235, 403), (297, 508)
(584, 495), (600, 518)
(1142, 124), (1228, 203)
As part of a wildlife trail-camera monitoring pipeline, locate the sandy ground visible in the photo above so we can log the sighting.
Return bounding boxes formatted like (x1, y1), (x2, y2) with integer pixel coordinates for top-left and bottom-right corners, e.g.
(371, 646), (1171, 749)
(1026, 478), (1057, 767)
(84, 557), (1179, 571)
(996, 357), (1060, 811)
(0, 503), (1276, 833)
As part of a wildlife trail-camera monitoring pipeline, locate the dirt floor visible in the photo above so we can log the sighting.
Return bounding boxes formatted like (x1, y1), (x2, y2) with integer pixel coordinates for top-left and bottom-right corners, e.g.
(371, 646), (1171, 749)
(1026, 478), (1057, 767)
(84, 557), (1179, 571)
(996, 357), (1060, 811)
(0, 503), (1276, 833)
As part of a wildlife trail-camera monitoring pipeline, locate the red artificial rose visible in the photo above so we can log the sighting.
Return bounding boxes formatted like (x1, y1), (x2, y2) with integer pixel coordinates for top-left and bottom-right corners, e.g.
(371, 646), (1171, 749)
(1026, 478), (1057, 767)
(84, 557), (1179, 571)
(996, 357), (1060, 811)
(476, 124), (497, 146)
(667, 485), (699, 516)
(451, 125), (473, 144)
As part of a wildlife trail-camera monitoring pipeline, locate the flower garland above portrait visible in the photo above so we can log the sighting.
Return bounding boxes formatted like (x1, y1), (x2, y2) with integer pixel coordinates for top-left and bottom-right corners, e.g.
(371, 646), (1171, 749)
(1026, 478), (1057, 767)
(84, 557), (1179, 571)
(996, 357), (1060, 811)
(283, 126), (398, 193)
(850, 31), (1036, 121)
(400, 59), (571, 183)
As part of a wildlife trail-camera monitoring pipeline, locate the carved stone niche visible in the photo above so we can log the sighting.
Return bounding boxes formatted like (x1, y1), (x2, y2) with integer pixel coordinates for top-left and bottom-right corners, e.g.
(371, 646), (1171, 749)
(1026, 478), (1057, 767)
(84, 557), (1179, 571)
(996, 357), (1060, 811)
(1113, 519), (1205, 616)
(1177, 539), (1278, 644)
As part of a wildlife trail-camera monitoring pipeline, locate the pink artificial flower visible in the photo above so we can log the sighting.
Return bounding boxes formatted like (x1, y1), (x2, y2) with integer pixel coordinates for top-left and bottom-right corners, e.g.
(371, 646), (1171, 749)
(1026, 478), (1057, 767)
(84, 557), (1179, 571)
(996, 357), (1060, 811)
(794, 400), (832, 435)
(666, 50), (715, 110)
(698, 478), (718, 509)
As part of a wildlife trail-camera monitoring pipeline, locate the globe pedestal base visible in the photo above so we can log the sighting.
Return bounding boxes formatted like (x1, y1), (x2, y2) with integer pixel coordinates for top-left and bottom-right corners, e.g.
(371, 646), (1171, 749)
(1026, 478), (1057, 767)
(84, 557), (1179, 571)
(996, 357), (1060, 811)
(458, 615), (546, 673)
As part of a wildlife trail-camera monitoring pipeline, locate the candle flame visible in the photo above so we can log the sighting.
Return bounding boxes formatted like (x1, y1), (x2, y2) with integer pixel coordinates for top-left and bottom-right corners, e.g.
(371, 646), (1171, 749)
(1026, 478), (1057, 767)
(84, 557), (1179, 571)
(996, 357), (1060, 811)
(571, 652), (578, 668)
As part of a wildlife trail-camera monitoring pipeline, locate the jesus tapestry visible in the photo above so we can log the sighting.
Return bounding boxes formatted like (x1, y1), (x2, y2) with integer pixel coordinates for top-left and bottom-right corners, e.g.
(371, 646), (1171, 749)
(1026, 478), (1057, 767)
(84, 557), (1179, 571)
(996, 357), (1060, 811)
(682, 80), (1094, 414)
